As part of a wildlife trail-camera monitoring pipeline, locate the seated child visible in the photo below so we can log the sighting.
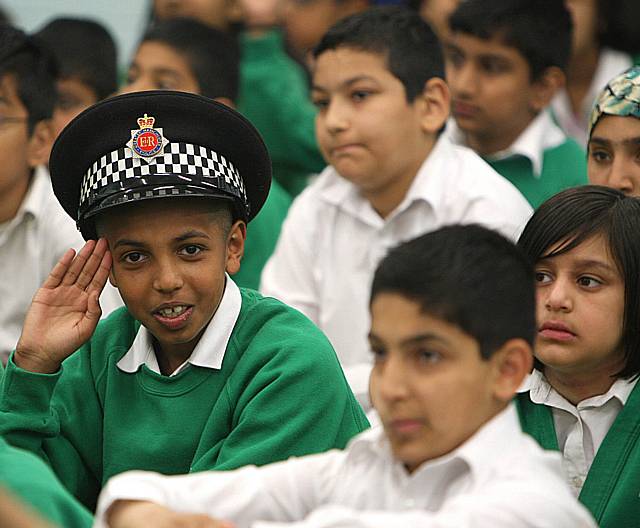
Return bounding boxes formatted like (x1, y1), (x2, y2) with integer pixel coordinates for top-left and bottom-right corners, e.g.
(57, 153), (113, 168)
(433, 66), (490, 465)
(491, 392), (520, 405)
(0, 91), (368, 511)
(35, 17), (118, 138)
(551, 0), (639, 147)
(0, 436), (92, 528)
(94, 224), (595, 528)
(0, 24), (119, 365)
(122, 17), (292, 290)
(444, 0), (587, 208)
(261, 7), (532, 408)
(152, 0), (326, 197)
(587, 66), (640, 196)
(516, 185), (640, 526)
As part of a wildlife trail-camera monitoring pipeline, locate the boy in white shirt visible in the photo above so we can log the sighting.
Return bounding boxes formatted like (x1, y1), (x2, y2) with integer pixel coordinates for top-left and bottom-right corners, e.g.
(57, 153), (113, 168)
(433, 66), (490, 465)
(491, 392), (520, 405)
(95, 224), (595, 528)
(260, 7), (532, 408)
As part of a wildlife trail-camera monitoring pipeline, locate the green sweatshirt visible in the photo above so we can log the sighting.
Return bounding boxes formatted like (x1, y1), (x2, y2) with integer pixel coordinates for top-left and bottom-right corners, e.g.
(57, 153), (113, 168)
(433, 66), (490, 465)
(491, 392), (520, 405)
(238, 30), (326, 197)
(0, 289), (368, 511)
(487, 138), (587, 209)
(0, 436), (92, 528)
(516, 382), (640, 528)
(233, 178), (291, 290)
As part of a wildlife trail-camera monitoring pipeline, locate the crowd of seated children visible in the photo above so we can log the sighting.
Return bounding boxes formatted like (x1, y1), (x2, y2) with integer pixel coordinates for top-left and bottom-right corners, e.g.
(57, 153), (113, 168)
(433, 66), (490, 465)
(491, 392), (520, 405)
(552, 0), (640, 147)
(443, 0), (587, 208)
(121, 16), (291, 290)
(152, 0), (327, 197)
(261, 6), (532, 408)
(35, 17), (118, 138)
(94, 224), (595, 528)
(0, 91), (368, 512)
(0, 24), (120, 366)
(517, 185), (640, 527)
(587, 66), (640, 196)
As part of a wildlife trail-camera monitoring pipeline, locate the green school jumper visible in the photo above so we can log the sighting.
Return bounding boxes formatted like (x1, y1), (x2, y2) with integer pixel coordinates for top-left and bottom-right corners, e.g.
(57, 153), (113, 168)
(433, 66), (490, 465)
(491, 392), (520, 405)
(0, 289), (369, 511)
(0, 436), (92, 528)
(233, 178), (292, 290)
(516, 383), (640, 528)
(487, 138), (587, 209)
(238, 30), (326, 198)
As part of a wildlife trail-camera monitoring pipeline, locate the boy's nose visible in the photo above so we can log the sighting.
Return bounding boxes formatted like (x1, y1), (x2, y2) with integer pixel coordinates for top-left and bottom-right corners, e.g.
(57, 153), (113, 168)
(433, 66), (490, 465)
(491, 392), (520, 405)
(543, 279), (572, 313)
(607, 158), (637, 196)
(372, 356), (410, 403)
(152, 262), (184, 294)
(323, 100), (349, 134)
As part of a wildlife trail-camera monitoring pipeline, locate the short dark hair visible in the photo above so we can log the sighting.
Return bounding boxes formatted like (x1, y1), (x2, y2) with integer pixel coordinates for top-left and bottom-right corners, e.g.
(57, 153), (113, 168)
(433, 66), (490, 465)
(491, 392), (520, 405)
(36, 18), (118, 101)
(448, 0), (572, 79)
(371, 224), (536, 359)
(312, 6), (444, 102)
(142, 17), (240, 102)
(0, 23), (57, 133)
(517, 185), (640, 379)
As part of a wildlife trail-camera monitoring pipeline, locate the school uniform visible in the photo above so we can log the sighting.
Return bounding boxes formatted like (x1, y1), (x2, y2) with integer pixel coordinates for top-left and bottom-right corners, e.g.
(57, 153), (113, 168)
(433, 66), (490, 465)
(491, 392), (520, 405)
(448, 113), (587, 209)
(0, 436), (92, 528)
(94, 404), (595, 528)
(551, 48), (635, 146)
(516, 369), (640, 528)
(0, 278), (369, 510)
(260, 136), (532, 407)
(0, 167), (122, 365)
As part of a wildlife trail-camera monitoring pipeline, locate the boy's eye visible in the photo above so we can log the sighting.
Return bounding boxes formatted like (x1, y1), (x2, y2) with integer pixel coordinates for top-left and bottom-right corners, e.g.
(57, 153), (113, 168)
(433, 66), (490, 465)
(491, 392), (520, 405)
(350, 90), (371, 102)
(369, 346), (386, 363)
(311, 96), (329, 110)
(589, 148), (612, 163)
(480, 58), (509, 75)
(415, 349), (441, 365)
(577, 276), (602, 288)
(534, 271), (553, 284)
(179, 245), (203, 257)
(444, 49), (464, 68)
(122, 251), (145, 264)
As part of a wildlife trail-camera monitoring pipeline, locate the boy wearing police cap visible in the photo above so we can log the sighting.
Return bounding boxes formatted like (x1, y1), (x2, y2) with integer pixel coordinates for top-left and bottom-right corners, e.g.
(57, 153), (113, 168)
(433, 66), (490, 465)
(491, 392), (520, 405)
(0, 90), (368, 511)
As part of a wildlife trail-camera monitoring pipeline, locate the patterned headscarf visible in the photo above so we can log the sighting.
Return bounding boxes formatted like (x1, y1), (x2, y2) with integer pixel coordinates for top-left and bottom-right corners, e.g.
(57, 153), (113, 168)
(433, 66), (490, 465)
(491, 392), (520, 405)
(588, 66), (640, 138)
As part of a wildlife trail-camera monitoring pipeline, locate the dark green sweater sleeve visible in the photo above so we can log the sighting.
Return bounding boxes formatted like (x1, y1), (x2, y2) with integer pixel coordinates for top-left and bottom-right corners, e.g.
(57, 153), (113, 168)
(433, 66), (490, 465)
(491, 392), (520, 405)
(0, 437), (92, 528)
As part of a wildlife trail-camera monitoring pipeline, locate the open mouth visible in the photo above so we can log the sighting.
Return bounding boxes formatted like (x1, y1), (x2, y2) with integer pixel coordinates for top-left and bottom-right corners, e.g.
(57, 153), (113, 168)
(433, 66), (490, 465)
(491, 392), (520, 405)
(156, 305), (189, 318)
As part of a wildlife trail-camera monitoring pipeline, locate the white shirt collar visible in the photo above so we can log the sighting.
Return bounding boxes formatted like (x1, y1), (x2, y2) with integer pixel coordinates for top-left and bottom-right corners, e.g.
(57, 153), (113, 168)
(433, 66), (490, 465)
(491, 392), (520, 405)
(117, 275), (242, 376)
(522, 369), (637, 408)
(350, 404), (521, 482)
(316, 135), (454, 225)
(448, 113), (566, 178)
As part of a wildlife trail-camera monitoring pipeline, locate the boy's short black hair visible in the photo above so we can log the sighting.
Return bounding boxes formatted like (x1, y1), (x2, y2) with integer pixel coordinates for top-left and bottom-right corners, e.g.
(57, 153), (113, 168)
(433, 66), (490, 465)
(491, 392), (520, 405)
(36, 18), (118, 101)
(312, 6), (444, 102)
(371, 224), (536, 359)
(448, 0), (572, 79)
(517, 186), (640, 379)
(0, 23), (56, 133)
(143, 17), (240, 102)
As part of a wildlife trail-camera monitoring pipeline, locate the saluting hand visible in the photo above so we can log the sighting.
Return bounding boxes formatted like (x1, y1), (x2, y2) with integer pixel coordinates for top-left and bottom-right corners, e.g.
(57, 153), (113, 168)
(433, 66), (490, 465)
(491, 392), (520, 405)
(14, 238), (112, 374)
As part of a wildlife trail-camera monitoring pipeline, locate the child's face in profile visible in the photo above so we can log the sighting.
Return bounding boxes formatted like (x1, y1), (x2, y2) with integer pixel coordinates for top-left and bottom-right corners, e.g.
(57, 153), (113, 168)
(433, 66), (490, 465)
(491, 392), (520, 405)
(443, 33), (545, 155)
(588, 115), (640, 197)
(534, 233), (625, 379)
(98, 198), (244, 360)
(311, 48), (434, 215)
(368, 292), (501, 472)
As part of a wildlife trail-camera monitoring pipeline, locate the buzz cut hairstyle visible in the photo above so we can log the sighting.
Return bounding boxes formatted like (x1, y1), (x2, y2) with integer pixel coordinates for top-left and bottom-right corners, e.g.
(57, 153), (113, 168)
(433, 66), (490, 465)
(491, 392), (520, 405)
(517, 185), (640, 379)
(312, 5), (444, 102)
(142, 17), (240, 103)
(36, 18), (118, 102)
(0, 23), (57, 133)
(448, 0), (573, 79)
(371, 224), (536, 359)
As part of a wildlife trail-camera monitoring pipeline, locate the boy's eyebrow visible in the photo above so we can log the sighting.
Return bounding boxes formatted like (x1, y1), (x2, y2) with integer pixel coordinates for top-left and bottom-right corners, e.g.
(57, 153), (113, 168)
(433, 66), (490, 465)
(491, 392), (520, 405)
(538, 256), (617, 273)
(312, 75), (379, 92)
(368, 332), (450, 347)
(112, 239), (146, 250)
(174, 230), (211, 242)
(590, 135), (640, 148)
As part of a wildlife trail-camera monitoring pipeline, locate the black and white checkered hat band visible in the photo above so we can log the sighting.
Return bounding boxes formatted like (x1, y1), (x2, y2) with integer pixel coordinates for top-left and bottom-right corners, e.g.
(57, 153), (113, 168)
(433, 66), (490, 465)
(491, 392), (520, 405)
(80, 142), (247, 212)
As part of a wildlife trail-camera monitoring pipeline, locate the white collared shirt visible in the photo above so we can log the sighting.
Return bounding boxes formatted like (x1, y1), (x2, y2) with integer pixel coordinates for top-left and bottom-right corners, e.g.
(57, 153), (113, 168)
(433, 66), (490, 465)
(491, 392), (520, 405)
(94, 404), (595, 528)
(551, 48), (633, 147)
(260, 136), (532, 407)
(447, 112), (568, 178)
(117, 276), (242, 376)
(522, 370), (637, 496)
(0, 167), (122, 364)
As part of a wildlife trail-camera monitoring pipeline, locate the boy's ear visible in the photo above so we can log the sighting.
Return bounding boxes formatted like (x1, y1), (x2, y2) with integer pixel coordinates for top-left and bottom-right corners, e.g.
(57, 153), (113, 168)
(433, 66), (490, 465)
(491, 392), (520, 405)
(489, 338), (533, 402)
(26, 119), (55, 168)
(417, 77), (451, 135)
(225, 220), (246, 275)
(529, 66), (565, 113)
